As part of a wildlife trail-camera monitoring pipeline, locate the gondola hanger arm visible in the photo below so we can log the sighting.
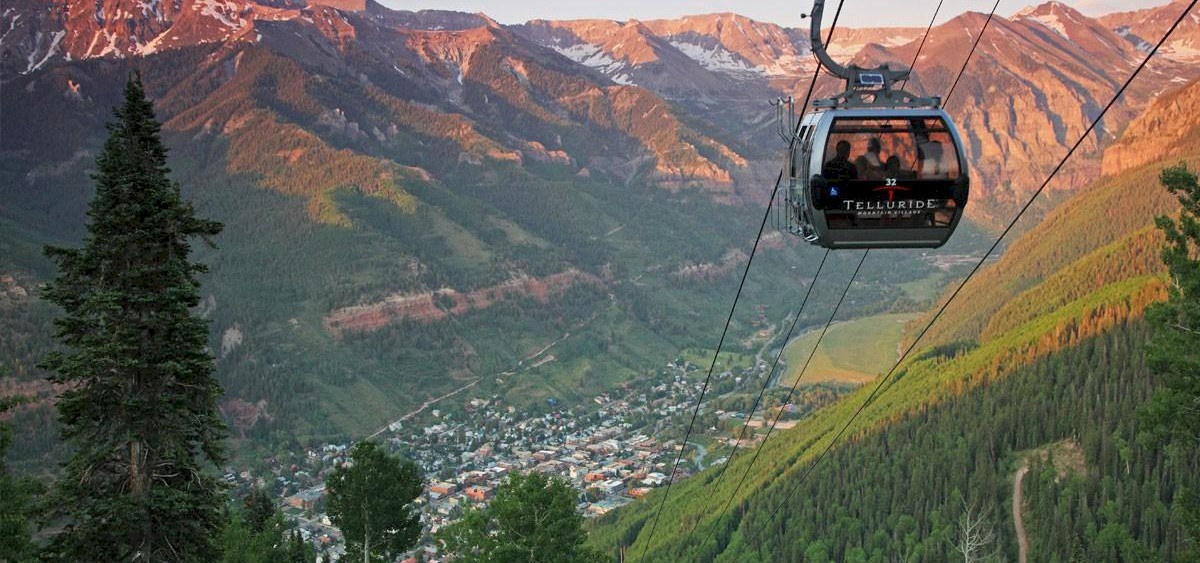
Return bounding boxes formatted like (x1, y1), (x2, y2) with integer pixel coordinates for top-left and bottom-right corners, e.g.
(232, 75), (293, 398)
(803, 1), (851, 81)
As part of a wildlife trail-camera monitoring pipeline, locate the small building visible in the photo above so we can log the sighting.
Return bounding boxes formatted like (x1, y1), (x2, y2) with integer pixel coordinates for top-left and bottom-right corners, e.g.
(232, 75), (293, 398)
(429, 482), (457, 496)
(642, 472), (668, 487)
(286, 487), (324, 510)
(628, 487), (652, 499)
(598, 479), (625, 496)
(465, 486), (494, 503)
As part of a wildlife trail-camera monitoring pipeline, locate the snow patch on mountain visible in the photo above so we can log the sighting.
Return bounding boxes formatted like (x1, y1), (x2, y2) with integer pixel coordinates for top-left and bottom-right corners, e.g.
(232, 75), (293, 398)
(667, 40), (765, 75)
(138, 0), (163, 21)
(1166, 39), (1200, 60)
(758, 53), (815, 76)
(95, 29), (120, 57)
(140, 28), (170, 54)
(1022, 13), (1069, 40)
(197, 0), (247, 30)
(81, 28), (122, 58)
(1, 13), (21, 45)
(551, 43), (629, 77)
(25, 30), (65, 73)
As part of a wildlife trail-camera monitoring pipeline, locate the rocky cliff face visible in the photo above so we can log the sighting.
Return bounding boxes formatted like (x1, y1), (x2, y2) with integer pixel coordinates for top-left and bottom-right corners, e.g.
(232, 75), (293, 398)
(324, 270), (605, 335)
(1101, 78), (1200, 177)
(0, 0), (306, 69)
(3, 4), (749, 201)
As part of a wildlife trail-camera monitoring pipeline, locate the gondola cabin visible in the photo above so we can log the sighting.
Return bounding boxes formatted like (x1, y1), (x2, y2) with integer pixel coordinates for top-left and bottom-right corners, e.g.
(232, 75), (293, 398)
(787, 108), (970, 249)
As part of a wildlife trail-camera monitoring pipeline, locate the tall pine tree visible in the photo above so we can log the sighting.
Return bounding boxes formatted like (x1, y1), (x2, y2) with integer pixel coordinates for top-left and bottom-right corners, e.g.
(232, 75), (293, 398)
(1144, 163), (1200, 557)
(40, 74), (226, 561)
(1146, 164), (1200, 445)
(1, 393), (39, 561)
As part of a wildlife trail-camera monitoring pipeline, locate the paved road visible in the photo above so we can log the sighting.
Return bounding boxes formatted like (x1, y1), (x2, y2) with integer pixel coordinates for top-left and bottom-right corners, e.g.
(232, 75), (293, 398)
(1013, 464), (1030, 563)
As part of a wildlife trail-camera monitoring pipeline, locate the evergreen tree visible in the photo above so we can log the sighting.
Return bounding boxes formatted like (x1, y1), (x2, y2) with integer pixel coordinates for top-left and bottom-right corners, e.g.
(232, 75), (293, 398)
(244, 488), (278, 534)
(437, 472), (607, 563)
(1145, 163), (1200, 557)
(325, 441), (423, 563)
(1, 394), (38, 561)
(39, 75), (226, 561)
(219, 512), (287, 563)
(288, 530), (316, 563)
(221, 490), (313, 563)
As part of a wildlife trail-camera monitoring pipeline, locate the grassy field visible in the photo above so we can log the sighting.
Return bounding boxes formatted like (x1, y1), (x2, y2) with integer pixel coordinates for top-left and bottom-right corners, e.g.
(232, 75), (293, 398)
(781, 313), (917, 386)
(679, 348), (756, 374)
(899, 272), (950, 302)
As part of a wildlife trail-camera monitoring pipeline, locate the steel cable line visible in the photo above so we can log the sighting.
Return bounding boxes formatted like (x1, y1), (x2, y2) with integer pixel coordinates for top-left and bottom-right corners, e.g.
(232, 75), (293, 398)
(633, 2), (847, 559)
(943, 0), (1001, 108)
(696, 250), (868, 552)
(899, 0), (945, 92)
(681, 0), (947, 548)
(676, 248), (830, 547)
(632, 166), (781, 562)
(747, 0), (1198, 545)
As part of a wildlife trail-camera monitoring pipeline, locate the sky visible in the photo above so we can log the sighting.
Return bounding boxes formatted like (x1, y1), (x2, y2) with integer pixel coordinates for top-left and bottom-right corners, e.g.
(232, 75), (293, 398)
(377, 0), (1170, 28)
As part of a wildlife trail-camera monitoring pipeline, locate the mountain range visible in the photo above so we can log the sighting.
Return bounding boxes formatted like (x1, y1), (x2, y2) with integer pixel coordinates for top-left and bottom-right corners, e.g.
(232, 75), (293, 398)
(2, 0), (1198, 460)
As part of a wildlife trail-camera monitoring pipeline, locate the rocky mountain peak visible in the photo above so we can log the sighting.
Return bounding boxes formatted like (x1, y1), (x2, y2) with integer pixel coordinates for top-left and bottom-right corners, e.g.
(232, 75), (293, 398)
(1, 0), (284, 69)
(405, 22), (504, 74)
(1013, 0), (1104, 42)
(1014, 1), (1074, 17)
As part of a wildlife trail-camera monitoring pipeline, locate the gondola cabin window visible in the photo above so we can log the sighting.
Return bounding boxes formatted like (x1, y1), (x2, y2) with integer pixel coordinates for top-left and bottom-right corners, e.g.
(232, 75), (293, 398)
(822, 117), (961, 182)
(816, 116), (962, 231)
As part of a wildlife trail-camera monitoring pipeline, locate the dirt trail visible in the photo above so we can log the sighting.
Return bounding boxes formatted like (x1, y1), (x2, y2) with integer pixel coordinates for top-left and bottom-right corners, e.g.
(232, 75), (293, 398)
(1013, 464), (1030, 563)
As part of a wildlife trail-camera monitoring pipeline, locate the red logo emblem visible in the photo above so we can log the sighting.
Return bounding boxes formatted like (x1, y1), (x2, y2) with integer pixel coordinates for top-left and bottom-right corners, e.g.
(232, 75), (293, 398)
(872, 185), (911, 201)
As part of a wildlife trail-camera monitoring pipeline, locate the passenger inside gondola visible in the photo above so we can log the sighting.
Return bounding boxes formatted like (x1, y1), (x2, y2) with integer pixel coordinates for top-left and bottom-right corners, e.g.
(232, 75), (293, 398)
(918, 141), (949, 179)
(854, 137), (885, 180)
(885, 155), (905, 178)
(823, 140), (858, 180)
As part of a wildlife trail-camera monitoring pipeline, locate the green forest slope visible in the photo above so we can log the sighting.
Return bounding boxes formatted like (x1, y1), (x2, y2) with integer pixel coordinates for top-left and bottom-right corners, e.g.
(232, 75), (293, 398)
(587, 114), (1200, 563)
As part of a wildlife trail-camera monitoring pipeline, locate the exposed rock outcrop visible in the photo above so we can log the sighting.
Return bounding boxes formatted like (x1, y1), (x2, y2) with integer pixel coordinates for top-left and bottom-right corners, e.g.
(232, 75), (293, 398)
(1101, 78), (1200, 177)
(324, 270), (604, 335)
